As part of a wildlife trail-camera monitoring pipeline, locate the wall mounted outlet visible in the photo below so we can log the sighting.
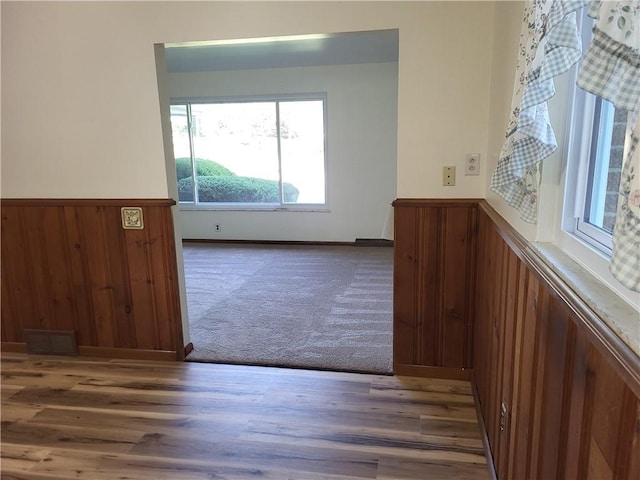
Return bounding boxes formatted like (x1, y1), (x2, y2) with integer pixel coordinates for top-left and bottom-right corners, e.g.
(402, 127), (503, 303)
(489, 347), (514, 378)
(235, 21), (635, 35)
(215, 224), (222, 232)
(465, 153), (480, 176)
(443, 166), (456, 186)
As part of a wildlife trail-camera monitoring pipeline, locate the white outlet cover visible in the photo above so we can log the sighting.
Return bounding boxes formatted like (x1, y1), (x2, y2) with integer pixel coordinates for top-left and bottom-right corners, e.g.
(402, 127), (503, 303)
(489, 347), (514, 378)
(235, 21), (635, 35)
(464, 153), (480, 176)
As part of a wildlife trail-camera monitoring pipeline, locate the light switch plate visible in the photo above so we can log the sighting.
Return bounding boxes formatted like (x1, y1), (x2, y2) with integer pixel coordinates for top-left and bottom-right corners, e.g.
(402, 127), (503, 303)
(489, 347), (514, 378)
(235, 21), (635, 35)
(443, 166), (456, 186)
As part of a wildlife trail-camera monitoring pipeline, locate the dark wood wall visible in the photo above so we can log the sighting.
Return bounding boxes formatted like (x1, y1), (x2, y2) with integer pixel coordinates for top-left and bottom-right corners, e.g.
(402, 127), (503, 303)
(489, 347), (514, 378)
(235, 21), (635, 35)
(1, 199), (184, 360)
(393, 198), (640, 478)
(392, 199), (479, 376)
(473, 202), (640, 479)
(4, 196), (639, 475)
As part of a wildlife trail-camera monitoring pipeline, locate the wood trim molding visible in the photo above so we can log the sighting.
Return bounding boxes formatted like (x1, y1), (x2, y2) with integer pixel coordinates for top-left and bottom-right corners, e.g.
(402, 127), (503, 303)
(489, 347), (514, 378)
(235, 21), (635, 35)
(1, 198), (176, 207)
(1, 342), (27, 353)
(393, 198), (483, 208)
(393, 364), (471, 381)
(78, 346), (179, 361)
(0, 343), (178, 361)
(183, 239), (356, 246)
(471, 376), (499, 480)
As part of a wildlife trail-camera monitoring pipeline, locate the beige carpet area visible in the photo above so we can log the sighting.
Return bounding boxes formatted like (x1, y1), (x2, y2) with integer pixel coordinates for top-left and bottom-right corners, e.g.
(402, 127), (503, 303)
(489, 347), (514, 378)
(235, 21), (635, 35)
(183, 243), (393, 373)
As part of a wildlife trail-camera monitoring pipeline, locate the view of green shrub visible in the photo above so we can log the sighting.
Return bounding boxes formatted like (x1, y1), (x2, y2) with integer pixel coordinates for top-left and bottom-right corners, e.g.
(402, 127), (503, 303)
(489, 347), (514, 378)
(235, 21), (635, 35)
(177, 175), (299, 203)
(177, 177), (194, 202)
(175, 158), (234, 181)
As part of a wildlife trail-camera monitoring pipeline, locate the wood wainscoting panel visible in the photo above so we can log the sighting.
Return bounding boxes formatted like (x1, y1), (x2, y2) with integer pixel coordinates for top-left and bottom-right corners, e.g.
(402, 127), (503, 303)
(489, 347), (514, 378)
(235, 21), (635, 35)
(474, 200), (640, 480)
(392, 199), (479, 371)
(1, 199), (184, 360)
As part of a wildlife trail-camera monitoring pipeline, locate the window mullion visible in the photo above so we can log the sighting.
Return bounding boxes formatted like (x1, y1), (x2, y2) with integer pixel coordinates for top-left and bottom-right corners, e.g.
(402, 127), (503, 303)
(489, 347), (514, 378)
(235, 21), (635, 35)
(185, 104), (199, 205)
(275, 101), (284, 206)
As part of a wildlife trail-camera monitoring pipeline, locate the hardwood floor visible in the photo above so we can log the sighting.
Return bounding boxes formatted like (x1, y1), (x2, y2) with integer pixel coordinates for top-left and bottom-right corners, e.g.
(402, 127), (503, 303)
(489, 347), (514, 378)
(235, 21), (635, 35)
(1, 353), (489, 479)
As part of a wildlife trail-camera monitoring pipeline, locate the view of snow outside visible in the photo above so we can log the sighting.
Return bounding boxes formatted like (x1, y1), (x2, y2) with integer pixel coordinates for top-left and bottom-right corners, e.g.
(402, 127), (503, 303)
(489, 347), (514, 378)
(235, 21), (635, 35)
(171, 101), (325, 204)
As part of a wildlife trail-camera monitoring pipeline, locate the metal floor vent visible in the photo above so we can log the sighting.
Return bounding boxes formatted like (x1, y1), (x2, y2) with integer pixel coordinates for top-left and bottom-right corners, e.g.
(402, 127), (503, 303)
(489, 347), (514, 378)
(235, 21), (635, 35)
(25, 329), (78, 356)
(354, 238), (394, 247)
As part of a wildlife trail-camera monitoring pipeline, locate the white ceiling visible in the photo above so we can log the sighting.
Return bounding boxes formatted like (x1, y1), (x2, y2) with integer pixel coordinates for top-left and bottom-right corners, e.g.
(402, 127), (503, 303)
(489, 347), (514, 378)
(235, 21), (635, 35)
(164, 29), (399, 73)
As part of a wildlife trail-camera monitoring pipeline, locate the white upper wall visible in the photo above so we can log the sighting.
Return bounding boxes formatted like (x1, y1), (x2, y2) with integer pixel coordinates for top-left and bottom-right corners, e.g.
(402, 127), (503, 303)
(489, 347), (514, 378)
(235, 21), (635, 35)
(1, 1), (494, 200)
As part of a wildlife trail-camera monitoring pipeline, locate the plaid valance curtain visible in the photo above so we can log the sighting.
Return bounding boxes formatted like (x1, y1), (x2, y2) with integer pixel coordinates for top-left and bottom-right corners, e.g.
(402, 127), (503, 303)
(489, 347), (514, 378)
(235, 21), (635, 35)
(491, 0), (587, 223)
(492, 0), (640, 292)
(610, 118), (639, 291)
(580, 1), (640, 292)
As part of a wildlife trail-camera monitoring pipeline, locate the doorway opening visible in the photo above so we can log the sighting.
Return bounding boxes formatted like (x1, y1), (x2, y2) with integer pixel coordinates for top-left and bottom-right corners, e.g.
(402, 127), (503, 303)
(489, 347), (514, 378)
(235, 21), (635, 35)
(157, 30), (399, 373)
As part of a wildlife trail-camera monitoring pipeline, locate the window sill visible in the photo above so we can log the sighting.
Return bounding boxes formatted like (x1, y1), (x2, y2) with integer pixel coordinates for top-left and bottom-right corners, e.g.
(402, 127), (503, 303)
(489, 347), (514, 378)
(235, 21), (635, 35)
(178, 204), (331, 213)
(531, 242), (640, 357)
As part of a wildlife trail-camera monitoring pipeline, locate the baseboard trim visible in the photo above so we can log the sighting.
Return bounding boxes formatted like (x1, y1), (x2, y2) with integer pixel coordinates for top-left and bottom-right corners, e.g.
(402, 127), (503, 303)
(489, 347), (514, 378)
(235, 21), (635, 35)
(78, 346), (178, 361)
(182, 239), (356, 246)
(1, 342), (178, 361)
(354, 238), (394, 247)
(471, 375), (498, 480)
(184, 342), (194, 357)
(1, 342), (27, 353)
(393, 364), (471, 380)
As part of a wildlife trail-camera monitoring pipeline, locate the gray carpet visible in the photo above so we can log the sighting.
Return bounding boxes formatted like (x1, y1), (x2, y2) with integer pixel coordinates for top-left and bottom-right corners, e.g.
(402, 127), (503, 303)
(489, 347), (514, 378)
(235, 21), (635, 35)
(183, 243), (393, 373)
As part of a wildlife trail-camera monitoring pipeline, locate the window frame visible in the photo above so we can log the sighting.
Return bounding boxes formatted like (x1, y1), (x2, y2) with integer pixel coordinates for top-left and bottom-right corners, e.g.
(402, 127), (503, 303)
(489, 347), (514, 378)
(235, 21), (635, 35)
(560, 9), (631, 258)
(170, 93), (329, 211)
(564, 91), (615, 255)
(544, 9), (639, 307)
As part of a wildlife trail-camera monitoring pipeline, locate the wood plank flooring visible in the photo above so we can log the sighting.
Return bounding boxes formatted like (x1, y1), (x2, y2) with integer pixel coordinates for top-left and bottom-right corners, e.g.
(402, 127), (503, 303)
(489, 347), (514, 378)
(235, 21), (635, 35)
(1, 353), (489, 479)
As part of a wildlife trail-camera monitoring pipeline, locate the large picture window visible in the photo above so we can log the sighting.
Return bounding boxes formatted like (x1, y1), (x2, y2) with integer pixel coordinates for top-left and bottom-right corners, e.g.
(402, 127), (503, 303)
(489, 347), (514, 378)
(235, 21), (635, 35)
(170, 96), (327, 208)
